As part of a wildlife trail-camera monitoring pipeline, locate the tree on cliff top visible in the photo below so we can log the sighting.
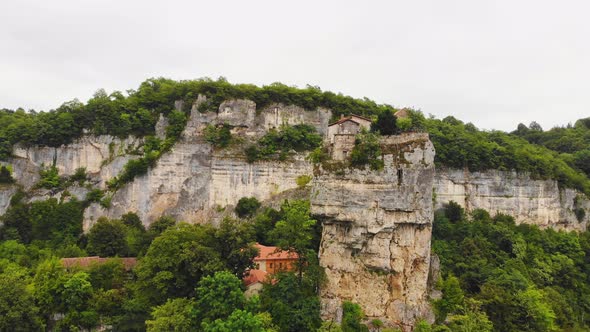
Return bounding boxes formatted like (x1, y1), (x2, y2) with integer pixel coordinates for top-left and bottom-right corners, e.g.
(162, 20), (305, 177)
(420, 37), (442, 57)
(371, 109), (398, 135)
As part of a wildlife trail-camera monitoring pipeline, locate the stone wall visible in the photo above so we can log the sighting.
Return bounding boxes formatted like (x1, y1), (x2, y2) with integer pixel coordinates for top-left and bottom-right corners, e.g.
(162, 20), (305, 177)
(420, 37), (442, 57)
(311, 133), (436, 329)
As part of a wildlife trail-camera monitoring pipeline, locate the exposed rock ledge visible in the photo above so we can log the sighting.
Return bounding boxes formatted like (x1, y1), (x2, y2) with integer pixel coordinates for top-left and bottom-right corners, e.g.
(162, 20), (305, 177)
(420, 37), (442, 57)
(434, 168), (589, 231)
(311, 133), (436, 329)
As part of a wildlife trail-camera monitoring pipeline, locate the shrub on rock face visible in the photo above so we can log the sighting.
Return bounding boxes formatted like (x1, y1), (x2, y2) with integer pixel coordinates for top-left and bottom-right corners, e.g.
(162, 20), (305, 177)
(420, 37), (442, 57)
(0, 165), (14, 184)
(204, 124), (232, 148)
(235, 197), (261, 218)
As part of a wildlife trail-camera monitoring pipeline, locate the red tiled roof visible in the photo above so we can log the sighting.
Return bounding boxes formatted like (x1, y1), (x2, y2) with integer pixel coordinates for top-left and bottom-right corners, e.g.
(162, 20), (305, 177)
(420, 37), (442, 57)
(329, 114), (372, 127)
(60, 256), (138, 271)
(243, 269), (269, 286)
(253, 243), (298, 261)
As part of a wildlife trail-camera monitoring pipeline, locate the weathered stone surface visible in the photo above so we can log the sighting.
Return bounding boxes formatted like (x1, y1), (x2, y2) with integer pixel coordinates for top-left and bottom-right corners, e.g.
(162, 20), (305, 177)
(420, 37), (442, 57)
(0, 185), (17, 218)
(311, 133), (435, 329)
(209, 155), (312, 208)
(155, 113), (169, 139)
(10, 136), (142, 190)
(434, 168), (589, 231)
(258, 104), (332, 137)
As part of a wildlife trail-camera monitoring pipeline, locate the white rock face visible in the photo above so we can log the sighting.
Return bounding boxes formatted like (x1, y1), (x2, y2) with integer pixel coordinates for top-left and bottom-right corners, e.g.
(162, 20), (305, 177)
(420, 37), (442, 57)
(0, 185), (17, 218)
(434, 168), (589, 231)
(209, 155), (312, 208)
(82, 99), (320, 230)
(311, 133), (436, 328)
(9, 136), (142, 189)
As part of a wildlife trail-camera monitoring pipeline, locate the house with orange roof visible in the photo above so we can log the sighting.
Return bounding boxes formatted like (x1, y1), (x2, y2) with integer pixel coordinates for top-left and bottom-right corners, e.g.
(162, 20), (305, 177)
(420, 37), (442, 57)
(243, 243), (299, 296)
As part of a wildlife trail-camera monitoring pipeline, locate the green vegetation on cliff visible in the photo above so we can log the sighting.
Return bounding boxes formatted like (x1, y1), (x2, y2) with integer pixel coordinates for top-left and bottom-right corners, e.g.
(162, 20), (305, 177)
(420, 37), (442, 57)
(430, 202), (590, 332)
(0, 77), (394, 160)
(425, 116), (590, 195)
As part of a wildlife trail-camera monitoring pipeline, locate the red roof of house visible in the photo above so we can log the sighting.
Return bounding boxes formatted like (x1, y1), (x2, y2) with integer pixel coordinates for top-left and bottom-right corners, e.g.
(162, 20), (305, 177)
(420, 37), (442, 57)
(60, 256), (138, 271)
(253, 243), (298, 261)
(243, 269), (269, 286)
(329, 114), (372, 126)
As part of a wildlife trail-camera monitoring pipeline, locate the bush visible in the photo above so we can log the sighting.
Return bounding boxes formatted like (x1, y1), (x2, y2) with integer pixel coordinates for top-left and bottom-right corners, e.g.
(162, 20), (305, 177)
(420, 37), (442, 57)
(37, 165), (61, 189)
(85, 189), (104, 203)
(341, 301), (368, 332)
(350, 132), (383, 170)
(296, 175), (312, 188)
(444, 201), (464, 222)
(246, 124), (322, 162)
(0, 165), (14, 184)
(71, 167), (88, 184)
(371, 109), (397, 135)
(204, 124), (232, 148)
(87, 217), (129, 257)
(235, 197), (261, 218)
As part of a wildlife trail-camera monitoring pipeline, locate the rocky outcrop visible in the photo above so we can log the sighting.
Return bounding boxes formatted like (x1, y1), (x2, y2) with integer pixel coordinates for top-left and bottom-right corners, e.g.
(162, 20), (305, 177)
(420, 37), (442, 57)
(83, 100), (321, 229)
(9, 136), (142, 190)
(0, 185), (17, 218)
(435, 168), (590, 231)
(311, 133), (436, 329)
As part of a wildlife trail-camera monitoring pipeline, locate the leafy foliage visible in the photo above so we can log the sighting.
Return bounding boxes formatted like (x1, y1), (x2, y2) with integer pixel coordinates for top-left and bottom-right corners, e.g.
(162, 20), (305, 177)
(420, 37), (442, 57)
(426, 116), (590, 195)
(0, 78), (394, 161)
(87, 217), (129, 257)
(431, 202), (590, 331)
(0, 165), (14, 184)
(341, 301), (368, 332)
(371, 109), (398, 135)
(350, 132), (384, 170)
(204, 124), (232, 148)
(246, 124), (322, 162)
(235, 197), (261, 218)
(37, 165), (61, 189)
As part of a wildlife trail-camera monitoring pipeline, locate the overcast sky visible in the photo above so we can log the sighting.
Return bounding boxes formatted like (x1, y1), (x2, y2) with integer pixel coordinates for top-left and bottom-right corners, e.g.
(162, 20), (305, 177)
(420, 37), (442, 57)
(1, 0), (589, 131)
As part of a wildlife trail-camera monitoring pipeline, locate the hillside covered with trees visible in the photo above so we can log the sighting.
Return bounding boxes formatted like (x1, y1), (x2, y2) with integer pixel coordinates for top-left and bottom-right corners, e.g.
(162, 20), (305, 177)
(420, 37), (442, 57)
(1, 78), (590, 331)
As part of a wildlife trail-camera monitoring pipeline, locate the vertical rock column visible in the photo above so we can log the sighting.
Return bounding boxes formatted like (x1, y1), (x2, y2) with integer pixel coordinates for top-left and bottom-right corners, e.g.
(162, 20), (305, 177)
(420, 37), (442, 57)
(311, 133), (436, 329)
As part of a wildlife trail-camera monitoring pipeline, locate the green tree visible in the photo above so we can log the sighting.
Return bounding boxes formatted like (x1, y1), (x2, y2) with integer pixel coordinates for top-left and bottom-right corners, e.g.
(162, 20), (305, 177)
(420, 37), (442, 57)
(371, 109), (397, 135)
(434, 274), (464, 322)
(341, 301), (368, 332)
(260, 272), (322, 332)
(146, 298), (197, 332)
(350, 132), (383, 170)
(0, 165), (14, 184)
(447, 299), (493, 332)
(87, 217), (129, 257)
(203, 310), (276, 332)
(0, 271), (44, 331)
(235, 197), (262, 218)
(195, 271), (246, 324)
(270, 200), (317, 282)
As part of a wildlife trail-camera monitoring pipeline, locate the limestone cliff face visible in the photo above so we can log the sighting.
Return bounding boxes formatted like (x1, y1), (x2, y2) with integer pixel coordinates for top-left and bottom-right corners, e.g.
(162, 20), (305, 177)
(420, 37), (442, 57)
(311, 133), (436, 328)
(83, 100), (320, 229)
(435, 168), (589, 231)
(10, 136), (142, 190)
(0, 185), (17, 218)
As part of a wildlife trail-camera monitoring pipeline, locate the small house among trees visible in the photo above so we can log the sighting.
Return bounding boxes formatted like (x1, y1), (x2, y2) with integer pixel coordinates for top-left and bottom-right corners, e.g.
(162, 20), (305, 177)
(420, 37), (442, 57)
(326, 114), (372, 143)
(243, 243), (299, 296)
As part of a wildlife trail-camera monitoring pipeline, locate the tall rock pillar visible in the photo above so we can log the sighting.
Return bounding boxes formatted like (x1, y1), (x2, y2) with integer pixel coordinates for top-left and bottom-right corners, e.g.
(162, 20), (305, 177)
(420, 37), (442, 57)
(311, 133), (435, 329)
